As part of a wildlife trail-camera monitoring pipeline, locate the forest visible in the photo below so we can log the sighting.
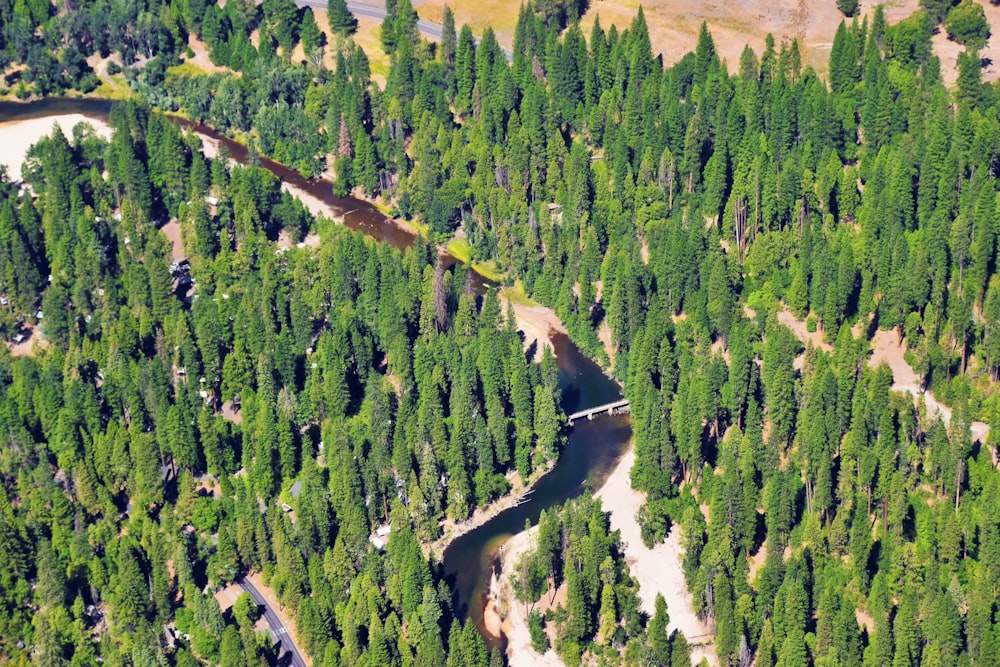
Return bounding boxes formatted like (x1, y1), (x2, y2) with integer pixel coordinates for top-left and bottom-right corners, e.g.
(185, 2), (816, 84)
(4, 0), (1000, 665)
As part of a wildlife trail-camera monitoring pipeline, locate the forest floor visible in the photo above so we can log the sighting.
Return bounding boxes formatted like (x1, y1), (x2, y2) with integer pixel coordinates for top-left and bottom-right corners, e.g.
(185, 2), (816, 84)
(489, 446), (718, 667)
(0, 113), (111, 181)
(277, 229), (321, 250)
(777, 311), (991, 445)
(868, 329), (990, 444)
(213, 583), (242, 612)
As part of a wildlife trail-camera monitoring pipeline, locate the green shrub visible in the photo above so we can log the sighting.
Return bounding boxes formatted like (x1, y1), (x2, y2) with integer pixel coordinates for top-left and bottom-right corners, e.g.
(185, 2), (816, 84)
(837, 0), (859, 16)
(946, 0), (990, 48)
(528, 610), (549, 653)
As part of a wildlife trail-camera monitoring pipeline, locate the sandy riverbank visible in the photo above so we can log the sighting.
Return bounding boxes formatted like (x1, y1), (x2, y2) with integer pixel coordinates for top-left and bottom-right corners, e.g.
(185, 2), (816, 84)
(0, 114), (111, 181)
(596, 449), (717, 666)
(487, 446), (717, 667)
(424, 461), (553, 560)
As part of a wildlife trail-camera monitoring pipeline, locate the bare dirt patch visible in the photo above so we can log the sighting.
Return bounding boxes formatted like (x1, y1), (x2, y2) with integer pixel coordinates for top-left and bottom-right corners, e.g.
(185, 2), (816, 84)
(419, 0), (520, 47)
(196, 474), (222, 499)
(868, 329), (990, 444)
(599, 320), (616, 366)
(277, 229), (321, 250)
(869, 328), (920, 388)
(160, 219), (187, 262)
(183, 35), (231, 75)
(7, 324), (48, 358)
(220, 400), (243, 425)
(748, 542), (768, 585)
(929, 1), (1000, 87)
(856, 607), (875, 633)
(213, 583), (243, 613)
(574, 0), (996, 86)
(777, 308), (832, 354)
(501, 289), (568, 364)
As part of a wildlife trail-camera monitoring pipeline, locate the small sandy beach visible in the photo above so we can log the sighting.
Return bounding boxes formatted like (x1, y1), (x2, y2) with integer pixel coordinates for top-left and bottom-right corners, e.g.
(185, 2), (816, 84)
(0, 114), (111, 181)
(488, 446), (717, 666)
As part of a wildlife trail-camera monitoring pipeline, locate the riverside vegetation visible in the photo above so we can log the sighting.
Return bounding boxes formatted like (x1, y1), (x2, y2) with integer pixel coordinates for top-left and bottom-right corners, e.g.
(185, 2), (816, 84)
(5, 0), (1000, 665)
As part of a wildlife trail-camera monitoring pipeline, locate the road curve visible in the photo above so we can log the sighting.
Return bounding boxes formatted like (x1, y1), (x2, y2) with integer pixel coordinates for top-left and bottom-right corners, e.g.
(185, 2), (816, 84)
(240, 578), (308, 667)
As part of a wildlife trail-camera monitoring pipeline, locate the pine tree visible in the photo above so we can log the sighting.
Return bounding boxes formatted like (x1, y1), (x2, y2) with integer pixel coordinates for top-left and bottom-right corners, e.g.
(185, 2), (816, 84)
(837, 0), (859, 16)
(649, 593), (672, 664)
(300, 8), (325, 53)
(328, 0), (357, 35)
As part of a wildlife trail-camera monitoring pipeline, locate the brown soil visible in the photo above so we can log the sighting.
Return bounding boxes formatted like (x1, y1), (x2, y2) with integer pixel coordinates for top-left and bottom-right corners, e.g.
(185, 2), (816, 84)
(161, 219), (186, 262)
(777, 308), (832, 353)
(213, 583), (243, 613)
(7, 324), (48, 358)
(277, 229), (321, 250)
(184, 35), (231, 75)
(748, 542), (768, 584)
(856, 608), (875, 633)
(220, 401), (243, 425)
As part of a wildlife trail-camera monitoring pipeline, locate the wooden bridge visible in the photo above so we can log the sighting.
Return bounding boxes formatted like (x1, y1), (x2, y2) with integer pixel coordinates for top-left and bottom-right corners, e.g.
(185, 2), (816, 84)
(567, 398), (631, 424)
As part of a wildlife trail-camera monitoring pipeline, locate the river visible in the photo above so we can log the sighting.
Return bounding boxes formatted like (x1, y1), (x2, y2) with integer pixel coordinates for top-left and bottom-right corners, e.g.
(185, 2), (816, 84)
(0, 98), (634, 650)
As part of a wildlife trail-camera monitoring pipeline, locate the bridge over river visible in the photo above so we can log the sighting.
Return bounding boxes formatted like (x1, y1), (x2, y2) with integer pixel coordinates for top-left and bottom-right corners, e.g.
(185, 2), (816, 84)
(567, 398), (630, 424)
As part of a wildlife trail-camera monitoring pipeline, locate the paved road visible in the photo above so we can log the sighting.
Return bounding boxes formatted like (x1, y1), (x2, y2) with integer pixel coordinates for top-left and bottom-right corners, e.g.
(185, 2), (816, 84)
(240, 578), (307, 667)
(295, 1), (443, 40)
(294, 0), (513, 60)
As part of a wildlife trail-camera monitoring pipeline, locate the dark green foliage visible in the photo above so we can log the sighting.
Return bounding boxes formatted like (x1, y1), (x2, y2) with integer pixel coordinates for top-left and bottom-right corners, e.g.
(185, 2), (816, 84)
(328, 0), (358, 35)
(837, 0), (859, 16)
(921, 0), (959, 23)
(528, 609), (549, 653)
(10, 2), (1000, 666)
(512, 496), (645, 660)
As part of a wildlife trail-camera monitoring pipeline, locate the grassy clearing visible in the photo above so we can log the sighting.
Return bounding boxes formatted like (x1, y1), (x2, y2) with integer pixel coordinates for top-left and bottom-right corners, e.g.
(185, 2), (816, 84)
(446, 237), (473, 263)
(351, 17), (392, 85)
(418, 0), (521, 45)
(471, 260), (503, 283)
(445, 237), (503, 282)
(499, 284), (538, 307)
(408, 219), (430, 236)
(91, 74), (133, 100)
(167, 61), (209, 78)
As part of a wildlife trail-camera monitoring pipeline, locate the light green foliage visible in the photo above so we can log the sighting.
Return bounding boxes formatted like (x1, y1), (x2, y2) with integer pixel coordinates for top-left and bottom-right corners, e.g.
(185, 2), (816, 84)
(946, 1), (990, 47)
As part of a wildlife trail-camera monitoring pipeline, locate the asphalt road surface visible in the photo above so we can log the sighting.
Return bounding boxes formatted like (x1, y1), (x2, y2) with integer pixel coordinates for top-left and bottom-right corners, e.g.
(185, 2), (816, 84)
(294, 0), (512, 60)
(240, 578), (307, 667)
(295, 1), (444, 40)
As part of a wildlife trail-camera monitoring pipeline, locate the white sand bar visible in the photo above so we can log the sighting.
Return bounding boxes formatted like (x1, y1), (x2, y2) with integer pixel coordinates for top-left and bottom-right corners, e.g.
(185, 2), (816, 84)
(0, 114), (112, 182)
